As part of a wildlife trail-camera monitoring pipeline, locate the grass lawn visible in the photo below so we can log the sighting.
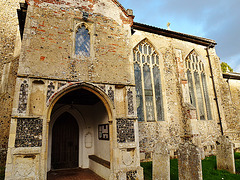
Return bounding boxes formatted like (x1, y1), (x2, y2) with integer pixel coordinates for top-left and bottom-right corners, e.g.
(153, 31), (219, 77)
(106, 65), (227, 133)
(0, 167), (5, 180)
(141, 152), (240, 180)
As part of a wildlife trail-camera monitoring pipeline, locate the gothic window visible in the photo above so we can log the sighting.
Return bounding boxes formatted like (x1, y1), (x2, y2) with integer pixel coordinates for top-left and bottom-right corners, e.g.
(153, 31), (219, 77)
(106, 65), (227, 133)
(186, 51), (212, 120)
(75, 24), (90, 57)
(133, 39), (164, 122)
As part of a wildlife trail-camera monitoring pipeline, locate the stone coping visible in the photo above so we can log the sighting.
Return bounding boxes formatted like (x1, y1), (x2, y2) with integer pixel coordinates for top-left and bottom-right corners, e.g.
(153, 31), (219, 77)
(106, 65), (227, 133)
(13, 147), (41, 155)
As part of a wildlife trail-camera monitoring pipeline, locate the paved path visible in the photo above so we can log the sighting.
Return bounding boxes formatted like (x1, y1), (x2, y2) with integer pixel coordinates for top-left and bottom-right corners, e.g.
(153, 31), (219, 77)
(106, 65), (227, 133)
(47, 168), (105, 180)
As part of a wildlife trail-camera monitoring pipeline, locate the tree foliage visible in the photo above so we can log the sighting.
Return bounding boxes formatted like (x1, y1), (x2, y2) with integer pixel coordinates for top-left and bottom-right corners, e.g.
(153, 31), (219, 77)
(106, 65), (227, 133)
(221, 62), (233, 73)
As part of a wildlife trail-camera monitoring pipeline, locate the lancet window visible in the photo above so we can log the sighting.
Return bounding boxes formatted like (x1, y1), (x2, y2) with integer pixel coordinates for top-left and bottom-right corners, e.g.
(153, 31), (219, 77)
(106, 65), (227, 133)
(133, 40), (164, 122)
(75, 24), (90, 57)
(185, 51), (212, 120)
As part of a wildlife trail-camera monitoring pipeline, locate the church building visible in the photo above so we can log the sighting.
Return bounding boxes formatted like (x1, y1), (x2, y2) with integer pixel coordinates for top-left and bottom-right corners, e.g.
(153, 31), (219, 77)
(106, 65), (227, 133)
(0, 0), (239, 179)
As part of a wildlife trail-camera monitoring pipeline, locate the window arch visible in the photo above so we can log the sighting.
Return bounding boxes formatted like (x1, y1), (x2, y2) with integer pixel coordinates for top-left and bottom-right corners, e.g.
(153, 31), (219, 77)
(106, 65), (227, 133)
(75, 24), (90, 57)
(133, 39), (164, 122)
(185, 50), (212, 120)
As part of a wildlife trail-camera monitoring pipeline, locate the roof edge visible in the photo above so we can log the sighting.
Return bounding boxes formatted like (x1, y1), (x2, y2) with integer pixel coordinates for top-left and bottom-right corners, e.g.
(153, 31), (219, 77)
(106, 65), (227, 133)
(132, 22), (217, 48)
(223, 72), (240, 80)
(111, 0), (134, 18)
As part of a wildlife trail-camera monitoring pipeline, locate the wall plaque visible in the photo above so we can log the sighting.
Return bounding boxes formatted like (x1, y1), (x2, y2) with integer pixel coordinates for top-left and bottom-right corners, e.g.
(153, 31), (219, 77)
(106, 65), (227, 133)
(98, 124), (109, 140)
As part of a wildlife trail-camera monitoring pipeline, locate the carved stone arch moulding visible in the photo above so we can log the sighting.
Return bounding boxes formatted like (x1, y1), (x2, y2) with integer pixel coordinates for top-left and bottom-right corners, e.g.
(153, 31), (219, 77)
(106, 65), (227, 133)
(46, 82), (114, 122)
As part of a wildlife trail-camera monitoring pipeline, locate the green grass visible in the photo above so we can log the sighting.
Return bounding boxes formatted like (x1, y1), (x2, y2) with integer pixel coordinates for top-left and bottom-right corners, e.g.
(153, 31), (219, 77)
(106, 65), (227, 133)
(141, 161), (152, 180)
(0, 167), (5, 180)
(141, 153), (240, 180)
(141, 159), (178, 180)
(170, 158), (178, 180)
(202, 155), (240, 180)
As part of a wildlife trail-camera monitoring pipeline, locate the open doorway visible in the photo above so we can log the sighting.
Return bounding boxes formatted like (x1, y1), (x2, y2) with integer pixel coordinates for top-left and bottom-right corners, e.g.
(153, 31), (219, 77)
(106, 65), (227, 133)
(48, 88), (111, 178)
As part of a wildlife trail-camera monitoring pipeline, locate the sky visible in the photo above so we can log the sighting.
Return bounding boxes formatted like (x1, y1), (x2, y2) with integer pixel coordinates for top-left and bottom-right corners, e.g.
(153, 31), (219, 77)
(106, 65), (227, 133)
(118, 0), (240, 72)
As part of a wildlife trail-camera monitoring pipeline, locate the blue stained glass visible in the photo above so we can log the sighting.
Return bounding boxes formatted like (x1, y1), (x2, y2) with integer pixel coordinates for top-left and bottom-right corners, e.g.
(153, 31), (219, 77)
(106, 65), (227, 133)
(142, 55), (145, 63)
(137, 52), (140, 62)
(194, 71), (205, 120)
(144, 45), (147, 54)
(149, 47), (152, 54)
(134, 63), (144, 121)
(139, 45), (142, 53)
(75, 25), (90, 57)
(143, 65), (154, 121)
(156, 55), (159, 64)
(201, 73), (212, 120)
(153, 66), (164, 121)
(147, 56), (150, 64)
(187, 70), (196, 107)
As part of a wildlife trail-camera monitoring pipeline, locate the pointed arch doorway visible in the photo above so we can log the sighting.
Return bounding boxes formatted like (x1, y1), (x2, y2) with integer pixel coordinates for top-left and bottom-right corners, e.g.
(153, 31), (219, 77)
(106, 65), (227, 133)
(51, 112), (79, 169)
(47, 86), (113, 179)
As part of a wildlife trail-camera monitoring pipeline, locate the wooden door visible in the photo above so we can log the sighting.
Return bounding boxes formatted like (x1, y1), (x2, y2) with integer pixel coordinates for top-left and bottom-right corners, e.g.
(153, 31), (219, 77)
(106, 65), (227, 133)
(51, 112), (79, 169)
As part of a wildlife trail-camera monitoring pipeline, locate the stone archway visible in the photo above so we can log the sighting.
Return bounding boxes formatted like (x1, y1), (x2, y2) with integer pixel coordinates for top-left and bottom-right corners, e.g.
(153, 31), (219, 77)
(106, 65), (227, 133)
(47, 86), (113, 179)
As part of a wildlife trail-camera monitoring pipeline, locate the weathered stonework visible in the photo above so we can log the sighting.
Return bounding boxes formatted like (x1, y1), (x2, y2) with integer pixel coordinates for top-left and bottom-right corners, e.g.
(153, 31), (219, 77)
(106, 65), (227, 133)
(126, 170), (137, 180)
(1, 0), (239, 179)
(153, 141), (170, 180)
(15, 118), (43, 147)
(178, 141), (203, 180)
(216, 135), (236, 174)
(127, 88), (134, 115)
(133, 27), (222, 160)
(223, 73), (240, 148)
(46, 82), (55, 102)
(17, 80), (29, 113)
(0, 0), (25, 166)
(117, 118), (135, 143)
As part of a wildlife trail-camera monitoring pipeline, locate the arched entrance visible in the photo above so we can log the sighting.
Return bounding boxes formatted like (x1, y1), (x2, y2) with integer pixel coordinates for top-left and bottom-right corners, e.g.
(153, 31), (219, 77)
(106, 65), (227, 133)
(51, 112), (79, 169)
(47, 85), (112, 179)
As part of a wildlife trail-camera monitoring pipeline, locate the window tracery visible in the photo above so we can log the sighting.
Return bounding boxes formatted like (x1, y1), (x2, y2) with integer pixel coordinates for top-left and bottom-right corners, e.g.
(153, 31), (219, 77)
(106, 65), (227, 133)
(133, 39), (164, 122)
(186, 51), (212, 120)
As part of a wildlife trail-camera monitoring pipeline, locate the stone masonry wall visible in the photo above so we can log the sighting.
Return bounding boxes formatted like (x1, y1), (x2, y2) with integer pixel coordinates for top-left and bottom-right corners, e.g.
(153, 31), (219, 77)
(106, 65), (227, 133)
(18, 0), (134, 85)
(208, 51), (240, 147)
(228, 79), (240, 118)
(132, 30), (221, 160)
(224, 78), (240, 148)
(0, 0), (24, 166)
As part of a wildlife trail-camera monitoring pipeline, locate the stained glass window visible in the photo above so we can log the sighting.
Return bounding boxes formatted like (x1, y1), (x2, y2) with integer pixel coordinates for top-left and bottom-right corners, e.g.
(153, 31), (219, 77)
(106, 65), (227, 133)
(186, 51), (212, 120)
(75, 25), (90, 57)
(153, 66), (164, 121)
(134, 63), (144, 121)
(133, 39), (164, 122)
